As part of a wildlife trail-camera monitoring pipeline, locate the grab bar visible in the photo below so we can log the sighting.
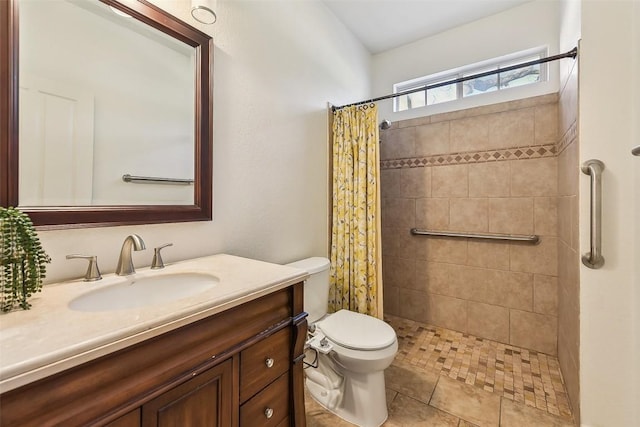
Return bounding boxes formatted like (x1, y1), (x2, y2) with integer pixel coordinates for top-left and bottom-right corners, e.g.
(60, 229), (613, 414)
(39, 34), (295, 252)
(581, 159), (605, 269)
(122, 174), (194, 185)
(632, 145), (640, 156)
(410, 229), (539, 244)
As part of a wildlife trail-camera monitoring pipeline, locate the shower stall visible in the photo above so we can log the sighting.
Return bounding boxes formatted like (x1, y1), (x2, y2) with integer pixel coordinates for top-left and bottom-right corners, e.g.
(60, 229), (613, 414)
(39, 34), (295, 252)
(378, 65), (580, 422)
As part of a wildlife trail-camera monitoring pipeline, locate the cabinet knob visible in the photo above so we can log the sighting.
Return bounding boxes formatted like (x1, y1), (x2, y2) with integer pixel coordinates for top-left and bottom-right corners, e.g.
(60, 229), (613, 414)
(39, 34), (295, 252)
(264, 407), (274, 419)
(265, 357), (274, 368)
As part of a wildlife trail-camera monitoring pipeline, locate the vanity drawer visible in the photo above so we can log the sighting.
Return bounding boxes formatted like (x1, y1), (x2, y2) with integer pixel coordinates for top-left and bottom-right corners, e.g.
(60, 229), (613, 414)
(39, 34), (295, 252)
(240, 372), (289, 427)
(240, 327), (291, 402)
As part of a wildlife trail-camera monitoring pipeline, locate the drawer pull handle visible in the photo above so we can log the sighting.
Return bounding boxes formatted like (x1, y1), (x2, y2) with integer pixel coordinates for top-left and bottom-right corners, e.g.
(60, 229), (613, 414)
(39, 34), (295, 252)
(265, 357), (275, 368)
(265, 407), (274, 419)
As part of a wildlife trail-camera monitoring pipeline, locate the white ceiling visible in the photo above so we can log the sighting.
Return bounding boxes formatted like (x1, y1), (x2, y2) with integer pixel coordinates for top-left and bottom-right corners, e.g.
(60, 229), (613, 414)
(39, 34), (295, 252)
(322, 0), (534, 54)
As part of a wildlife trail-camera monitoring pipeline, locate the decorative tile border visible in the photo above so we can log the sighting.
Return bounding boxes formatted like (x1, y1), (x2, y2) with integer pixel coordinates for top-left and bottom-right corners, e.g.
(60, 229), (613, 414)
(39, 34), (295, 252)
(557, 121), (577, 155)
(381, 143), (557, 170)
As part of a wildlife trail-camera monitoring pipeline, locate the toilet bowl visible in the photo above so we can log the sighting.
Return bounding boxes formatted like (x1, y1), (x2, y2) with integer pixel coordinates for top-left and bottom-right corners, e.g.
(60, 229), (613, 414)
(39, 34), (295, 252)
(286, 257), (398, 427)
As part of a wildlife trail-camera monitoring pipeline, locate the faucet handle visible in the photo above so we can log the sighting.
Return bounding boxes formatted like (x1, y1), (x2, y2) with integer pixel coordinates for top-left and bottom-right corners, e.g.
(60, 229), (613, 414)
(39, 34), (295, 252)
(151, 243), (173, 269)
(66, 254), (102, 282)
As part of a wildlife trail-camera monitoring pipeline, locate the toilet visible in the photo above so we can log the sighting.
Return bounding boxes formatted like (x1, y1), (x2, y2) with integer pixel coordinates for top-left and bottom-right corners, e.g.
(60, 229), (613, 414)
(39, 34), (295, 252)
(287, 257), (398, 427)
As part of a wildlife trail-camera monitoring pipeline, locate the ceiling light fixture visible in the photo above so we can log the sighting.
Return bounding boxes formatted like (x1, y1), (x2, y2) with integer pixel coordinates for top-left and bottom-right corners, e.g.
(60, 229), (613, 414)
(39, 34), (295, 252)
(191, 0), (217, 25)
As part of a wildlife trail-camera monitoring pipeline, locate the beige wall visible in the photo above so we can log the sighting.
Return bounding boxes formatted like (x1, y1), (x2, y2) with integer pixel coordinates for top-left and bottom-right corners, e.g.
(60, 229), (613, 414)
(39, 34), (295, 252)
(381, 94), (560, 355)
(557, 57), (580, 423)
(372, 0), (560, 123)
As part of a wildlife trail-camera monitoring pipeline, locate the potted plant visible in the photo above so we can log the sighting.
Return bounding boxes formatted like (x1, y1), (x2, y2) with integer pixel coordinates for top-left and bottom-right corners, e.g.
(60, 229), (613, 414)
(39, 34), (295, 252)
(1, 207), (51, 312)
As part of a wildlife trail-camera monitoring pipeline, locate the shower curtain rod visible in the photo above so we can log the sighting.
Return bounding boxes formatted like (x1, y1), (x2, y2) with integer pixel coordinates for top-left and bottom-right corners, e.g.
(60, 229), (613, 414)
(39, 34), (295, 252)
(332, 47), (578, 111)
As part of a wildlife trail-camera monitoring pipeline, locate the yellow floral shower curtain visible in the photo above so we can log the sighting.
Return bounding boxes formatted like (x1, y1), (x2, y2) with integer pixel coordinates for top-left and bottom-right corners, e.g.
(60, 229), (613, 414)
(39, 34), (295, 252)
(328, 104), (383, 319)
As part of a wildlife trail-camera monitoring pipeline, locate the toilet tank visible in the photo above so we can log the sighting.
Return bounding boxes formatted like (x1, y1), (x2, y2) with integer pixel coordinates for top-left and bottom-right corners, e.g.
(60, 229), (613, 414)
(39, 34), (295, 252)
(286, 257), (330, 324)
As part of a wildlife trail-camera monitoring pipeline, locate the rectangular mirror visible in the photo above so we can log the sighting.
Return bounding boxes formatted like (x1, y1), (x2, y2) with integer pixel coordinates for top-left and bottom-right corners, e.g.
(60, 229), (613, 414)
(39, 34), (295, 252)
(1, 0), (213, 228)
(20, 0), (196, 206)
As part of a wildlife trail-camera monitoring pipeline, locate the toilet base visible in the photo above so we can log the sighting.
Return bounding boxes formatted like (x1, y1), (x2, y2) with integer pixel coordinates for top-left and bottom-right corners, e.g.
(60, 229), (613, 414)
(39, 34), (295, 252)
(306, 368), (389, 427)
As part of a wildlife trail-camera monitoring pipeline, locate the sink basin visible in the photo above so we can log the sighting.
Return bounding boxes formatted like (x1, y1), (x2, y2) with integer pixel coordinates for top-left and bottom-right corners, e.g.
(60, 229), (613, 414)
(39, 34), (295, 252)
(69, 273), (218, 312)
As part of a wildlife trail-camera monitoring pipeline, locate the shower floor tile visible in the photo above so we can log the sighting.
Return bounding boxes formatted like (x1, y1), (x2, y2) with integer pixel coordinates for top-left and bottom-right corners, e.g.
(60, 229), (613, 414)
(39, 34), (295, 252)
(388, 315), (573, 421)
(305, 315), (575, 427)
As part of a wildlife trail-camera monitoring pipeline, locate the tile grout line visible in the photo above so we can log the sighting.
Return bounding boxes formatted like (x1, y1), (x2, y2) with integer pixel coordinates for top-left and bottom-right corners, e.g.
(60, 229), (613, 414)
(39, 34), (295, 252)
(387, 315), (573, 421)
(427, 371), (441, 407)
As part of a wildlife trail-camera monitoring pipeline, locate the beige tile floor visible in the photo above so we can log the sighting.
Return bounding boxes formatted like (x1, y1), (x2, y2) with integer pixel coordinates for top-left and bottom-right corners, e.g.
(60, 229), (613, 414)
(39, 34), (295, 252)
(306, 315), (575, 427)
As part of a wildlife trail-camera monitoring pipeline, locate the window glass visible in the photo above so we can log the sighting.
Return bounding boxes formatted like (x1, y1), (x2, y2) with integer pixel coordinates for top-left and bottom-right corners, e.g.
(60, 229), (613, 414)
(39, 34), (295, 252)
(395, 86), (426, 111)
(407, 91), (426, 109)
(393, 48), (547, 112)
(396, 94), (409, 111)
(396, 91), (426, 111)
(462, 67), (499, 98)
(499, 56), (541, 89)
(427, 81), (457, 105)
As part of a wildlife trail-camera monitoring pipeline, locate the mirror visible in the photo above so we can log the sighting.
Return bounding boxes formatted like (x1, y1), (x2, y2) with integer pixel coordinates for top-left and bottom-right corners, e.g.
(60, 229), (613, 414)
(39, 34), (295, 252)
(0, 0), (213, 228)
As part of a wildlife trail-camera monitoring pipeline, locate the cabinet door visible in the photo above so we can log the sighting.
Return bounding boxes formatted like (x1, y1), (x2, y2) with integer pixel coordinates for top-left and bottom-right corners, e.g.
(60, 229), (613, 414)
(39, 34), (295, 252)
(105, 409), (141, 427)
(142, 359), (233, 427)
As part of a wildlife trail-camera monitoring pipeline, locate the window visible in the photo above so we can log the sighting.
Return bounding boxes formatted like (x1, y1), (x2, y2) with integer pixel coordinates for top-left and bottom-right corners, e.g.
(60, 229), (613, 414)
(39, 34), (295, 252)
(393, 48), (547, 112)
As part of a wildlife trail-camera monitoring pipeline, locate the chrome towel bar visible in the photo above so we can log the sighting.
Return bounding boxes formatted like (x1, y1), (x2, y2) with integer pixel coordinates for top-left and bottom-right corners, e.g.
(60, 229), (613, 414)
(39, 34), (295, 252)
(410, 229), (539, 244)
(122, 174), (194, 185)
(581, 159), (605, 269)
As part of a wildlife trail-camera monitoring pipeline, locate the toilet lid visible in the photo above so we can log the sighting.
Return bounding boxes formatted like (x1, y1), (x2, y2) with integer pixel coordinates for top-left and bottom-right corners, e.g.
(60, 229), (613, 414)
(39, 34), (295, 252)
(319, 309), (397, 350)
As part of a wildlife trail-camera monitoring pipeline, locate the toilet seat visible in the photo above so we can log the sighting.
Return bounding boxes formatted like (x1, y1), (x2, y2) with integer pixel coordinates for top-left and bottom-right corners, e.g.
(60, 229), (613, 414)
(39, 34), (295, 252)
(318, 309), (396, 351)
(289, 256), (397, 427)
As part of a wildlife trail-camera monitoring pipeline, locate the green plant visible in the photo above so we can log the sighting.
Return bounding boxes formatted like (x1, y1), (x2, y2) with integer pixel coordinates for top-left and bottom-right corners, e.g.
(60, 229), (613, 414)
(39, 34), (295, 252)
(1, 207), (51, 312)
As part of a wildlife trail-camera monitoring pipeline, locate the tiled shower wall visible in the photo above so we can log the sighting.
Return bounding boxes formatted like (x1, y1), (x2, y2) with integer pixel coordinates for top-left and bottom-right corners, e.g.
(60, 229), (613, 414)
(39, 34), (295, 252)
(557, 60), (580, 422)
(381, 94), (560, 356)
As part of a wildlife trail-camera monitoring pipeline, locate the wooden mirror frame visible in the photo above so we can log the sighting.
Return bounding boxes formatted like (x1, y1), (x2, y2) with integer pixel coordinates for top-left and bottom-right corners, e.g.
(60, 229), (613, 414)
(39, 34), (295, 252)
(0, 0), (213, 229)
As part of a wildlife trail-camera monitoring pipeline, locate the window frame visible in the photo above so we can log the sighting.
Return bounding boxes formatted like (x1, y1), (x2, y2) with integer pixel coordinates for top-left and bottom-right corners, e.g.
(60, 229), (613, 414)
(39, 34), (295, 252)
(393, 47), (548, 112)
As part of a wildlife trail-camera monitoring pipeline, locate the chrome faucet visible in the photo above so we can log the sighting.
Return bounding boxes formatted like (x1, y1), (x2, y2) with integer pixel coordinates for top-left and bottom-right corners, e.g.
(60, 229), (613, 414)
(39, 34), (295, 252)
(115, 234), (146, 276)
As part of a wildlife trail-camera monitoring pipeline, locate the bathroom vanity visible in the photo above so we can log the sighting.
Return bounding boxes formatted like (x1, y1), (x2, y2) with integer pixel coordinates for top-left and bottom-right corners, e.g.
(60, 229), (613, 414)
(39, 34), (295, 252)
(0, 255), (308, 427)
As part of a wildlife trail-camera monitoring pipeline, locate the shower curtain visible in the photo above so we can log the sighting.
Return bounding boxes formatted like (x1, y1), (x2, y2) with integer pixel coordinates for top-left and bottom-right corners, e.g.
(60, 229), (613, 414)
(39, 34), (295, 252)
(328, 104), (383, 319)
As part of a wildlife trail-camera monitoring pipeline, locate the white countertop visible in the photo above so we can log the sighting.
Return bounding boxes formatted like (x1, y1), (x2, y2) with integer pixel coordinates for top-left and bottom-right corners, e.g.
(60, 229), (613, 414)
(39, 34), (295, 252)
(0, 254), (308, 393)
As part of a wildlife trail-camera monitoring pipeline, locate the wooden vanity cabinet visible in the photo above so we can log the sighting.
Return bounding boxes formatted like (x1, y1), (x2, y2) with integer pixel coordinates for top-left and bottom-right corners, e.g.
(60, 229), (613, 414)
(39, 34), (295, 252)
(0, 283), (308, 427)
(141, 358), (233, 426)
